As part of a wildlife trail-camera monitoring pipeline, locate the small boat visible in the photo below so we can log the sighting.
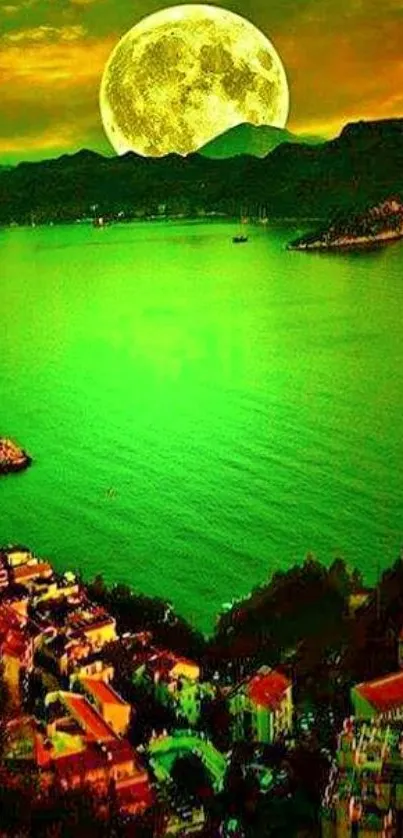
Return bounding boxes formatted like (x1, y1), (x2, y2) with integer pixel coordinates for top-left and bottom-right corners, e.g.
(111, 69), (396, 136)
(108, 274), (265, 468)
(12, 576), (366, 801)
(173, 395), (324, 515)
(233, 212), (249, 243)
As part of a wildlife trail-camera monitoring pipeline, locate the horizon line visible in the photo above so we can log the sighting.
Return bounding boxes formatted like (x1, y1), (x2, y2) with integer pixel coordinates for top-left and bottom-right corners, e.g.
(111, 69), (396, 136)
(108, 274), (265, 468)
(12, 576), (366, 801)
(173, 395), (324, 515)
(1, 116), (402, 168)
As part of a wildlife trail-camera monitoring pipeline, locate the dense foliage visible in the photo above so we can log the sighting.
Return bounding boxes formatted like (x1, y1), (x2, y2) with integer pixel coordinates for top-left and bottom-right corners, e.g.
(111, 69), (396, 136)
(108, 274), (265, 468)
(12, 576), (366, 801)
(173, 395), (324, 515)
(0, 119), (402, 224)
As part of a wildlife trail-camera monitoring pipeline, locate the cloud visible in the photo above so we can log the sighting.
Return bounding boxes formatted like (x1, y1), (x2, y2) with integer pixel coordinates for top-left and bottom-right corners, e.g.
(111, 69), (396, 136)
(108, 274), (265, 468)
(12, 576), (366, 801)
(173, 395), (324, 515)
(0, 125), (82, 153)
(0, 32), (114, 158)
(3, 24), (87, 42)
(0, 0), (39, 11)
(0, 32), (112, 84)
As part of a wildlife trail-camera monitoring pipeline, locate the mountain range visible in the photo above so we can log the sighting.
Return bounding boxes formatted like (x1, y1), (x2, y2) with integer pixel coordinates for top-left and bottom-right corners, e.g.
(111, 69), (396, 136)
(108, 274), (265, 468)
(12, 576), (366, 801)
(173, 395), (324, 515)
(0, 119), (402, 224)
(198, 122), (323, 159)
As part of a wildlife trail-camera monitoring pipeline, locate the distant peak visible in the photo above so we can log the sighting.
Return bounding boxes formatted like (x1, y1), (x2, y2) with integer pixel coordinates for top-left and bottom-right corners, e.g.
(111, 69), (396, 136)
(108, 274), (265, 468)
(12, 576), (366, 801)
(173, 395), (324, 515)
(67, 149), (106, 162)
(198, 122), (322, 160)
(340, 118), (403, 138)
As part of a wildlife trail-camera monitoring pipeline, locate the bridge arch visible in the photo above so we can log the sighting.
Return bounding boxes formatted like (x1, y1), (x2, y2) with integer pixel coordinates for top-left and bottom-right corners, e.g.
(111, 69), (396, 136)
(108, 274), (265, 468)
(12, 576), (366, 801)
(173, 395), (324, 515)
(148, 729), (227, 792)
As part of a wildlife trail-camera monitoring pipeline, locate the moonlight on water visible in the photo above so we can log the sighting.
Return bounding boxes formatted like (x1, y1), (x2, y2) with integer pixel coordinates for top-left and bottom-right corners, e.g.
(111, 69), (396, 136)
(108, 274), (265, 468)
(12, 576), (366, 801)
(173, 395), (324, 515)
(100, 4), (289, 158)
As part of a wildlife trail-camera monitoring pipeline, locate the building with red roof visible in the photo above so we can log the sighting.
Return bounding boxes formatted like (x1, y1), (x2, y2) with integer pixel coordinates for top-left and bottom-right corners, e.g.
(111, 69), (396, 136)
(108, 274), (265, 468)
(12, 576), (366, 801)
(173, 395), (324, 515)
(64, 605), (118, 650)
(35, 691), (152, 813)
(133, 647), (207, 725)
(13, 561), (53, 586)
(135, 648), (200, 686)
(352, 671), (403, 720)
(77, 677), (131, 736)
(5, 713), (152, 815)
(50, 738), (152, 813)
(322, 717), (401, 837)
(228, 666), (293, 743)
(45, 690), (116, 741)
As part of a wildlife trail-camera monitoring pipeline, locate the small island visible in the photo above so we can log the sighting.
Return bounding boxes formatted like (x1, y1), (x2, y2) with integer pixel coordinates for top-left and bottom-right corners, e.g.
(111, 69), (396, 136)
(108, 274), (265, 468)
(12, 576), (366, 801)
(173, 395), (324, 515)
(288, 197), (403, 251)
(0, 437), (32, 474)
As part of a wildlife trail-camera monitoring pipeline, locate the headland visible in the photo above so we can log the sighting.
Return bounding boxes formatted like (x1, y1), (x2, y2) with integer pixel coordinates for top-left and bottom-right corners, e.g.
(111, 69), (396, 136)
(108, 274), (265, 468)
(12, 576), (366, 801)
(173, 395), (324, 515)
(288, 198), (403, 251)
(0, 438), (32, 475)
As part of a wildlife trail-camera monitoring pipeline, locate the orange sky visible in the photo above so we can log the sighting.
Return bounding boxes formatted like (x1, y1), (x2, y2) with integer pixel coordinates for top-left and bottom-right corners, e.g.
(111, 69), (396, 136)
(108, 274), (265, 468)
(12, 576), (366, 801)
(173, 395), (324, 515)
(1, 0), (402, 162)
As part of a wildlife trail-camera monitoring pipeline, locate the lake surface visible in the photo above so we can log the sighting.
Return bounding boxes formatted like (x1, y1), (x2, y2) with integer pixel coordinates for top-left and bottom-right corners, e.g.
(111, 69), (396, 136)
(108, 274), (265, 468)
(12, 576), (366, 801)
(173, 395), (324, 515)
(1, 221), (402, 632)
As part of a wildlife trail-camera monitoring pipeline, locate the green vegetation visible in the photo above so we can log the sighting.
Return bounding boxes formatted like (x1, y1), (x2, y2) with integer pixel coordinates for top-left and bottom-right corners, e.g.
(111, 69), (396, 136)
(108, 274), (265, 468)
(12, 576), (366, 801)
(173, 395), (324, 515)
(0, 119), (402, 225)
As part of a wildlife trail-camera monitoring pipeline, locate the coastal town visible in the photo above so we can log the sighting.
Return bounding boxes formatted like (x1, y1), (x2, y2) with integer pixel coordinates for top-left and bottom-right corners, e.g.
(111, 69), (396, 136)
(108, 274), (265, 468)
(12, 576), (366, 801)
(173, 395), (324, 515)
(2, 536), (403, 835)
(1, 0), (401, 828)
(0, 543), (292, 836)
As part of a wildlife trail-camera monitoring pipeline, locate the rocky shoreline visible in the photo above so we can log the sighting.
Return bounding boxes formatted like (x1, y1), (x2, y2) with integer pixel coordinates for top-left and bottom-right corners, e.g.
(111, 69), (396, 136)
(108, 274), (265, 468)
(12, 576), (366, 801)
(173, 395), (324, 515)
(288, 228), (403, 252)
(0, 437), (32, 474)
(287, 198), (403, 252)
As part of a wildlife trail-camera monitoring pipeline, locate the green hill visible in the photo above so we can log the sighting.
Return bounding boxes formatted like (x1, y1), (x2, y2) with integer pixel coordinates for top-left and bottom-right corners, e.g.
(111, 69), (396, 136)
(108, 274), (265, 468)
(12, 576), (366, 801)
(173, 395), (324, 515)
(198, 122), (322, 159)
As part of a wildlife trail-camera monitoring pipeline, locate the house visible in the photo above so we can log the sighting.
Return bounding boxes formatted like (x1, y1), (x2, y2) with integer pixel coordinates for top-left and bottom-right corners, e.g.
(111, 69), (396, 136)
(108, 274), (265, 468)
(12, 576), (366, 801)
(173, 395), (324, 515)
(133, 648), (206, 724)
(134, 648), (200, 685)
(64, 605), (118, 650)
(2, 546), (34, 568)
(352, 672), (403, 720)
(40, 633), (94, 678)
(45, 690), (118, 741)
(0, 605), (34, 700)
(12, 560), (53, 588)
(30, 574), (81, 606)
(6, 708), (152, 816)
(68, 653), (114, 686)
(36, 601), (118, 677)
(322, 717), (401, 837)
(228, 666), (293, 743)
(38, 691), (152, 814)
(48, 738), (153, 814)
(76, 677), (131, 736)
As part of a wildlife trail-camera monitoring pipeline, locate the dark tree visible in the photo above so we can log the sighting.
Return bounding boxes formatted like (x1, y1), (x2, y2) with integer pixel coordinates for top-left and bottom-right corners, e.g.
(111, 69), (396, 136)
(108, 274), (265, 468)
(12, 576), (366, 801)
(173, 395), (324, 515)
(171, 753), (213, 804)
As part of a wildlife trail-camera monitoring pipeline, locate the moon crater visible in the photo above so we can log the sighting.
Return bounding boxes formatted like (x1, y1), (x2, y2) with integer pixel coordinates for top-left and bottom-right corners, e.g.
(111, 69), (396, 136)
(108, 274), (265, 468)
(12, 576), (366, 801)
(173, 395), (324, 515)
(100, 4), (289, 157)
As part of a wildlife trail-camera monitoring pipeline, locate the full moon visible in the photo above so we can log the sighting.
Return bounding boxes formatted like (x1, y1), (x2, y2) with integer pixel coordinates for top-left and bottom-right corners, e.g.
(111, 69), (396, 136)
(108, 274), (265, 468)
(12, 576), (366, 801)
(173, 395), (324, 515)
(100, 4), (289, 157)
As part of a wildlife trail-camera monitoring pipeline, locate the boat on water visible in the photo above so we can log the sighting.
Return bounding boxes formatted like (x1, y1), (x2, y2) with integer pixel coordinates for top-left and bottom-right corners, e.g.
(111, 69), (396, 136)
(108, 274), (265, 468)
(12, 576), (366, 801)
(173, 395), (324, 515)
(232, 212), (249, 243)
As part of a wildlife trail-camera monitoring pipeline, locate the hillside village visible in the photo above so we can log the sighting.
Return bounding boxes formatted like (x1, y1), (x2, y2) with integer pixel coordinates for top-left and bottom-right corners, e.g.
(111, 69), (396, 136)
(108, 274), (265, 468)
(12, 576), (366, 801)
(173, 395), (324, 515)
(3, 546), (403, 835)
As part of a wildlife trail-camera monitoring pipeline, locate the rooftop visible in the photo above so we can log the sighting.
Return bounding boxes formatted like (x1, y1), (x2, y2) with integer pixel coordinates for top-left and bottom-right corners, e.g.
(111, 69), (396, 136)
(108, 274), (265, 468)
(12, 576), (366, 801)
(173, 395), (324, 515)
(80, 677), (128, 707)
(0, 604), (25, 632)
(355, 672), (403, 713)
(1, 628), (32, 659)
(230, 666), (291, 709)
(65, 606), (115, 633)
(44, 633), (92, 659)
(141, 648), (199, 681)
(14, 562), (53, 582)
(55, 692), (117, 741)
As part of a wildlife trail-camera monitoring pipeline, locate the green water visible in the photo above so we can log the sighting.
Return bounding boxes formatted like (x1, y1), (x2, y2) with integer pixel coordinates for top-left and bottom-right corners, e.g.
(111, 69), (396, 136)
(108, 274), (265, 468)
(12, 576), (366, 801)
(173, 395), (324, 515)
(1, 221), (402, 632)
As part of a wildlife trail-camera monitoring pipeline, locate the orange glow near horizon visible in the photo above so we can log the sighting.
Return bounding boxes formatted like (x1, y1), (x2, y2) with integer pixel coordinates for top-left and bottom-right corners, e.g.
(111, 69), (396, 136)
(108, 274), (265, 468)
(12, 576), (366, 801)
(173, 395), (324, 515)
(0, 1), (402, 162)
